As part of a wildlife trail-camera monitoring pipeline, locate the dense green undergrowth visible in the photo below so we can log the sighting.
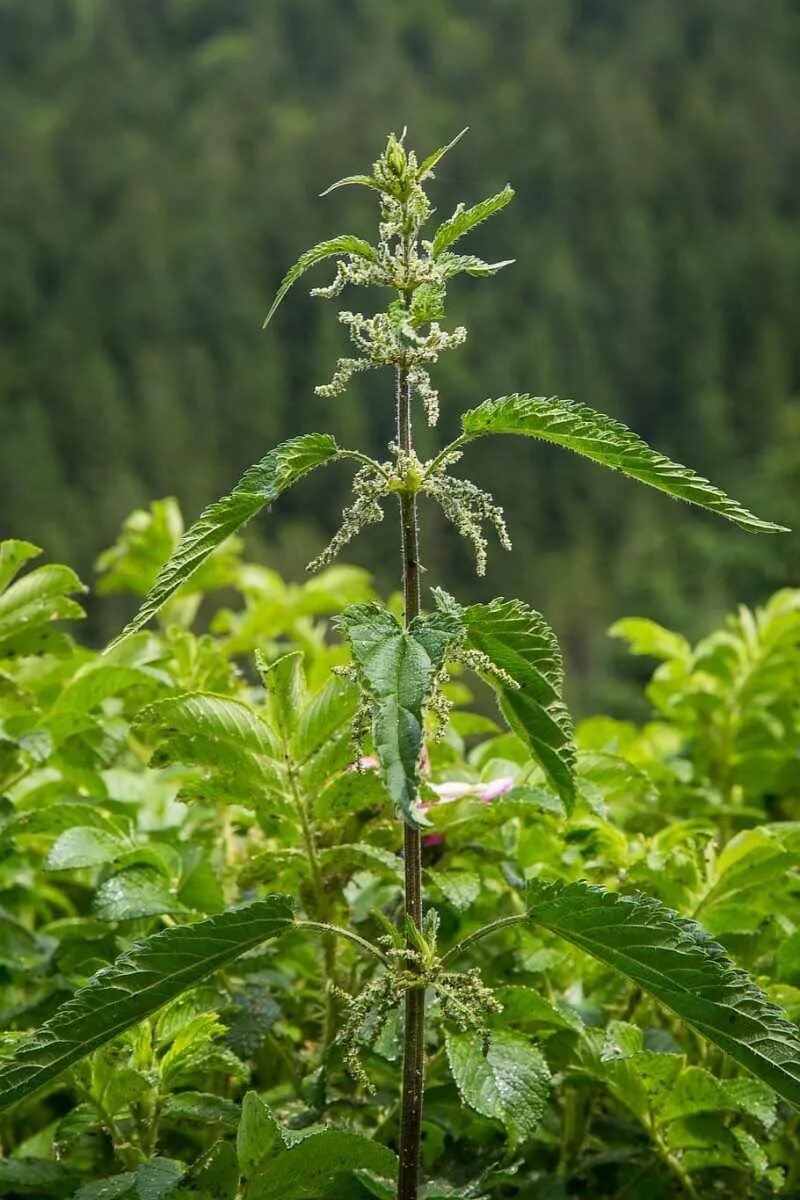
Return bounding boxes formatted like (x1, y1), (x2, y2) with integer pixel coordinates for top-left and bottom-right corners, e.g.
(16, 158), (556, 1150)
(0, 505), (798, 1198)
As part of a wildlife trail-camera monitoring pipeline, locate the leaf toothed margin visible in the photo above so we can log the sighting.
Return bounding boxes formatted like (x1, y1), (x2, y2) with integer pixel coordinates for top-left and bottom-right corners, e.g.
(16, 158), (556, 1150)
(528, 879), (800, 1108)
(0, 895), (294, 1114)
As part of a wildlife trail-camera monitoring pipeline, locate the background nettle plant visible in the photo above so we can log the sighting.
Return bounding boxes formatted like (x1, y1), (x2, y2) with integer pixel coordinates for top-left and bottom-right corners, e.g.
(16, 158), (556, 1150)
(0, 133), (794, 1200)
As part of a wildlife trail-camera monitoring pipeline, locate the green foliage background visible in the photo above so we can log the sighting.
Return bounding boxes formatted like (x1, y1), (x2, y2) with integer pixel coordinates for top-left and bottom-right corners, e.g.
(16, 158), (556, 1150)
(0, 0), (797, 709)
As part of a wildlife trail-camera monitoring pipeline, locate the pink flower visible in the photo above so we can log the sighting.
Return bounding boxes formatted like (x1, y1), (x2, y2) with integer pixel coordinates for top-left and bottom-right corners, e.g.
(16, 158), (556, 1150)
(421, 776), (515, 847)
(348, 755), (380, 772)
(478, 777), (514, 802)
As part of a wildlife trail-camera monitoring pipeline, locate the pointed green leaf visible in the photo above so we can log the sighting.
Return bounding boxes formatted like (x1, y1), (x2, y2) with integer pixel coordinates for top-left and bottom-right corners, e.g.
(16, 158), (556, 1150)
(247, 1129), (397, 1200)
(0, 539), (41, 593)
(0, 895), (294, 1113)
(262, 235), (379, 328)
(237, 1091), (285, 1173)
(431, 185), (515, 257)
(109, 434), (340, 646)
(445, 1029), (550, 1143)
(257, 649), (306, 744)
(335, 604), (461, 826)
(417, 127), (469, 179)
(320, 173), (385, 196)
(435, 592), (575, 811)
(138, 693), (278, 757)
(527, 879), (800, 1108)
(437, 253), (515, 279)
(462, 395), (787, 532)
(0, 557), (86, 656)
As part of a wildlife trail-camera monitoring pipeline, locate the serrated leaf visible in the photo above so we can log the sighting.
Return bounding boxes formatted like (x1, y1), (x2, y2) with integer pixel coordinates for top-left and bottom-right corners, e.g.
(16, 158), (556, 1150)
(431, 185), (514, 257)
(137, 692), (286, 810)
(0, 1157), (80, 1197)
(74, 1175), (137, 1200)
(319, 841), (404, 880)
(427, 868), (481, 910)
(437, 253), (515, 279)
(162, 1091), (240, 1130)
(262, 236), (379, 328)
(93, 868), (186, 922)
(237, 1091), (284, 1173)
(445, 1029), (550, 1143)
(258, 649), (306, 744)
(45, 827), (128, 871)
(527, 879), (800, 1107)
(134, 1158), (186, 1200)
(0, 539), (41, 592)
(0, 910), (49, 971)
(181, 1140), (239, 1200)
(0, 559), (86, 656)
(138, 693), (278, 758)
(295, 676), (359, 770)
(314, 768), (388, 821)
(461, 395), (787, 532)
(335, 604), (461, 826)
(357, 1173), (480, 1200)
(435, 592), (575, 811)
(110, 435), (340, 646)
(51, 663), (163, 718)
(0, 895), (294, 1113)
(247, 1129), (397, 1200)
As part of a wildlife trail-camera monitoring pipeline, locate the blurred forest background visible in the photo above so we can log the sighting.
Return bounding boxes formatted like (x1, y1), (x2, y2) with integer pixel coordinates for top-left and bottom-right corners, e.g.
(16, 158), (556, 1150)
(0, 0), (797, 712)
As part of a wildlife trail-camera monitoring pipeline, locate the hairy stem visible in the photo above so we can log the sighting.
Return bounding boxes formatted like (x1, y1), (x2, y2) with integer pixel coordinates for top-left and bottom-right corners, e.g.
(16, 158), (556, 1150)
(397, 358), (426, 1200)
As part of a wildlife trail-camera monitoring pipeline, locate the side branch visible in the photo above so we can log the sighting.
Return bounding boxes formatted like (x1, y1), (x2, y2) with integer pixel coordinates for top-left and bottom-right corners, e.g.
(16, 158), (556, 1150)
(294, 920), (388, 964)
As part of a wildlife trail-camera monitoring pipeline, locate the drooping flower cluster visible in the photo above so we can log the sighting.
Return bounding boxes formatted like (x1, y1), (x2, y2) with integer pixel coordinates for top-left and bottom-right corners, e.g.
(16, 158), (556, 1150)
(306, 463), (388, 572)
(307, 442), (512, 581)
(332, 909), (502, 1091)
(425, 463), (511, 576)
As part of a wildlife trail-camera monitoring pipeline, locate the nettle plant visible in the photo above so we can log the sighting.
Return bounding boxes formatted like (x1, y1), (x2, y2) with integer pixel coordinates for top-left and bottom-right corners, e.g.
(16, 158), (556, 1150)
(0, 131), (795, 1199)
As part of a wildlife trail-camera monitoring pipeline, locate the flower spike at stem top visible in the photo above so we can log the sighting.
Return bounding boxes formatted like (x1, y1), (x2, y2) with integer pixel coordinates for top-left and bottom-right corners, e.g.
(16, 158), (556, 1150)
(305, 131), (514, 429)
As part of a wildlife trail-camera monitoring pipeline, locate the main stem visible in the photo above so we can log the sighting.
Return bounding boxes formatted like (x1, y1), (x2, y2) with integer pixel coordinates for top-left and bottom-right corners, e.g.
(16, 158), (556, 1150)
(396, 360), (425, 1200)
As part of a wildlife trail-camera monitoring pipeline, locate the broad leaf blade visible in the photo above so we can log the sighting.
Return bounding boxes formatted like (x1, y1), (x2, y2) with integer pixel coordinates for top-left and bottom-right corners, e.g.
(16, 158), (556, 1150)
(335, 604), (461, 826)
(431, 185), (515, 257)
(0, 559), (86, 656)
(435, 592), (576, 812)
(445, 1029), (550, 1143)
(0, 895), (294, 1113)
(248, 1129), (397, 1200)
(0, 540), (41, 593)
(262, 235), (379, 328)
(462, 395), (788, 532)
(527, 879), (800, 1108)
(109, 434), (339, 646)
